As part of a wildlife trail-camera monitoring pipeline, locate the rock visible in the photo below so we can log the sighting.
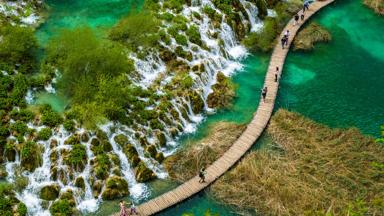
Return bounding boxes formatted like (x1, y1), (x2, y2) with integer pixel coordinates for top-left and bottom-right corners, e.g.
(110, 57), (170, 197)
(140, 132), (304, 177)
(101, 140), (113, 152)
(189, 90), (205, 113)
(20, 141), (42, 172)
(64, 135), (80, 145)
(40, 184), (60, 201)
(92, 180), (103, 198)
(207, 72), (235, 109)
(123, 144), (138, 159)
(155, 152), (165, 163)
(135, 162), (156, 182)
(130, 155), (141, 168)
(294, 22), (331, 51)
(75, 177), (85, 190)
(5, 149), (16, 162)
(156, 131), (167, 147)
(96, 129), (108, 141)
(0, 165), (7, 179)
(145, 145), (158, 158)
(108, 153), (121, 166)
(101, 176), (129, 200)
(90, 138), (100, 146)
(139, 136), (149, 146)
(159, 49), (176, 62)
(80, 132), (90, 142)
(50, 139), (58, 148)
(112, 167), (122, 176)
(114, 134), (128, 146)
(59, 189), (76, 207)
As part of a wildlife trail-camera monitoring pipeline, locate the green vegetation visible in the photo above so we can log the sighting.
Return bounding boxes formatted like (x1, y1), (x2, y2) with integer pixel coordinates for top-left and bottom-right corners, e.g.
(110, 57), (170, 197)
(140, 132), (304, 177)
(20, 141), (42, 172)
(37, 127), (52, 141)
(207, 72), (236, 109)
(50, 198), (75, 216)
(0, 183), (27, 216)
(294, 22), (332, 50)
(46, 27), (137, 128)
(242, 0), (302, 52)
(212, 109), (384, 215)
(0, 25), (38, 73)
(40, 105), (63, 127)
(109, 12), (160, 51)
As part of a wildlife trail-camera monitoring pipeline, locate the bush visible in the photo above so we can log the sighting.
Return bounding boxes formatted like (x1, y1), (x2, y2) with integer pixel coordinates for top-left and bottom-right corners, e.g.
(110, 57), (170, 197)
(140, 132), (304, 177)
(50, 199), (73, 216)
(0, 25), (38, 73)
(186, 25), (202, 45)
(10, 121), (28, 135)
(41, 109), (63, 128)
(10, 109), (34, 122)
(63, 120), (75, 132)
(175, 34), (188, 46)
(109, 13), (160, 50)
(243, 18), (278, 52)
(37, 128), (52, 141)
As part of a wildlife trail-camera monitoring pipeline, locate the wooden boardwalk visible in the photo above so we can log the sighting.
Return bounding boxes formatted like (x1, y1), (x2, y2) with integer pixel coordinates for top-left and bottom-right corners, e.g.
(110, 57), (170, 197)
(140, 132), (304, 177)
(113, 0), (334, 215)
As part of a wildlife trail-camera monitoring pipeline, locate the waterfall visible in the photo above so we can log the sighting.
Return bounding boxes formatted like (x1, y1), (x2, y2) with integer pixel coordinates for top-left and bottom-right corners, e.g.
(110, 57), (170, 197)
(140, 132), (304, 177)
(4, 0), (263, 214)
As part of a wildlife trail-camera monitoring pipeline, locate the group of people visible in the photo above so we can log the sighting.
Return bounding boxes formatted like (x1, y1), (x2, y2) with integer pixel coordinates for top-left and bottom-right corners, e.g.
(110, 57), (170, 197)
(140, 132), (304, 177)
(120, 201), (138, 216)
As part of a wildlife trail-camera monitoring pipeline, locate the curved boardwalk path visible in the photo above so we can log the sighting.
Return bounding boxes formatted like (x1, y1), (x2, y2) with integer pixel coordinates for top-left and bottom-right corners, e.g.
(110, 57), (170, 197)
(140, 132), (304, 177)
(114, 0), (334, 215)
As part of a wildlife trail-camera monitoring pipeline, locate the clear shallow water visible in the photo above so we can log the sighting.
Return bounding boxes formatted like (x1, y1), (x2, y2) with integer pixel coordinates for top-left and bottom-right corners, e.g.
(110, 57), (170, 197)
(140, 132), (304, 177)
(277, 0), (384, 137)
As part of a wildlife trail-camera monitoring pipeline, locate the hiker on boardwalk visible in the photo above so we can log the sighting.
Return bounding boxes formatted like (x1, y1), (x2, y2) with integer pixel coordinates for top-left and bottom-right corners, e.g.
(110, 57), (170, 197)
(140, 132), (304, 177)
(261, 87), (268, 102)
(199, 167), (207, 183)
(119, 201), (128, 216)
(281, 36), (287, 49)
(301, 13), (305, 21)
(130, 202), (138, 215)
(275, 67), (279, 82)
(303, 1), (310, 12)
(284, 30), (290, 46)
(294, 14), (299, 25)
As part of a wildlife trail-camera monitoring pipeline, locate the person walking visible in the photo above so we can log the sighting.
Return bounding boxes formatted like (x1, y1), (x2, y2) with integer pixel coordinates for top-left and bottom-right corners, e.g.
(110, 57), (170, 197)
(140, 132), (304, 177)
(294, 14), (299, 25)
(284, 30), (290, 46)
(119, 201), (128, 216)
(261, 87), (268, 102)
(275, 67), (279, 82)
(303, 1), (309, 12)
(281, 36), (286, 49)
(130, 202), (138, 215)
(199, 167), (206, 183)
(301, 13), (305, 21)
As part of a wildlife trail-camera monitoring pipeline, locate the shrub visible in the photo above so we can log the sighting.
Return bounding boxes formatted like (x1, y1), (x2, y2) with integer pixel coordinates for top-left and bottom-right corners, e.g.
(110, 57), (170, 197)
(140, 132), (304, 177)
(10, 121), (28, 135)
(242, 18), (278, 52)
(175, 34), (188, 46)
(10, 109), (34, 122)
(41, 109), (63, 128)
(186, 25), (202, 45)
(37, 128), (52, 141)
(63, 120), (75, 132)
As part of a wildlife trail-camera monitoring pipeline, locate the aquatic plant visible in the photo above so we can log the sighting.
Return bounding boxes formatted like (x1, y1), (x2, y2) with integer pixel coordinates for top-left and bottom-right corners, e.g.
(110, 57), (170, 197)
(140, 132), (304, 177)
(293, 22), (331, 50)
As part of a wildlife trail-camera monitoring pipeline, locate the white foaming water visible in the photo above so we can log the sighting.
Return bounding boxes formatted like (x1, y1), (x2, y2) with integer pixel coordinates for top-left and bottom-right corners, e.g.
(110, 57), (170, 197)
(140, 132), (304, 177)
(239, 0), (264, 32)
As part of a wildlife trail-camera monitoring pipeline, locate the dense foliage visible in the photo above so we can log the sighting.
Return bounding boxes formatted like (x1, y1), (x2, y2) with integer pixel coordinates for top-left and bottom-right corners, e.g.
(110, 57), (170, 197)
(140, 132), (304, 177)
(0, 25), (38, 73)
(46, 27), (137, 127)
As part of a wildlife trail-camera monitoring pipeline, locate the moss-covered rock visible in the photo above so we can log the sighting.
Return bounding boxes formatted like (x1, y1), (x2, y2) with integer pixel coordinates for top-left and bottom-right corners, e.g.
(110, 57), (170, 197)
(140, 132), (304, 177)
(80, 132), (90, 142)
(59, 190), (76, 207)
(135, 161), (156, 182)
(92, 180), (103, 198)
(20, 141), (42, 172)
(114, 134), (128, 146)
(207, 72), (235, 109)
(145, 145), (158, 158)
(156, 131), (167, 147)
(294, 22), (331, 51)
(101, 176), (129, 200)
(50, 198), (77, 216)
(40, 184), (60, 201)
(189, 90), (205, 113)
(74, 177), (85, 190)
(155, 152), (165, 163)
(0, 165), (7, 179)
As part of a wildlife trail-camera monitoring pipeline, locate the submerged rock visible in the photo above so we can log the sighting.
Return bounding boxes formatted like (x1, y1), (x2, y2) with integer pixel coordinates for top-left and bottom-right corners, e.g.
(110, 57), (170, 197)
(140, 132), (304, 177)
(40, 184), (60, 200)
(293, 22), (331, 51)
(135, 161), (156, 182)
(101, 176), (129, 200)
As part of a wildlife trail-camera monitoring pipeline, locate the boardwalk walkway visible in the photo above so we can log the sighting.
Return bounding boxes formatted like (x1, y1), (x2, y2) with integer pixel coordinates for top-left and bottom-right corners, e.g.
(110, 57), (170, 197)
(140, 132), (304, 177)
(114, 0), (334, 215)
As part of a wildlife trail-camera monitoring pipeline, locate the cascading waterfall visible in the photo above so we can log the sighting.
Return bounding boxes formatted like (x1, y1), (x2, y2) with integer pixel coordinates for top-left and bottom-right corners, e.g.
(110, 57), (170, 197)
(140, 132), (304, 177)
(6, 0), (264, 214)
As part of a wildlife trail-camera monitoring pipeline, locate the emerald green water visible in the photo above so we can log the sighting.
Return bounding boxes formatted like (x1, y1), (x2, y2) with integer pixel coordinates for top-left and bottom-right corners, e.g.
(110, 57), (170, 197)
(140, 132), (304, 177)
(277, 0), (384, 137)
(34, 0), (384, 215)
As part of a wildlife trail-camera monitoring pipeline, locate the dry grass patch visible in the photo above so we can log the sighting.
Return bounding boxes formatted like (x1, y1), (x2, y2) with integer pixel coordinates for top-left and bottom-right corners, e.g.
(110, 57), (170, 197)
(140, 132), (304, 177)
(212, 109), (384, 216)
(163, 122), (245, 182)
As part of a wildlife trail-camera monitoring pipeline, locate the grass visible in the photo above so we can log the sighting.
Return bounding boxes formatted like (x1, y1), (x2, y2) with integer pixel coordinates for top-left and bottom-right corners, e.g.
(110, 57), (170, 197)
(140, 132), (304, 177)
(211, 109), (384, 216)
